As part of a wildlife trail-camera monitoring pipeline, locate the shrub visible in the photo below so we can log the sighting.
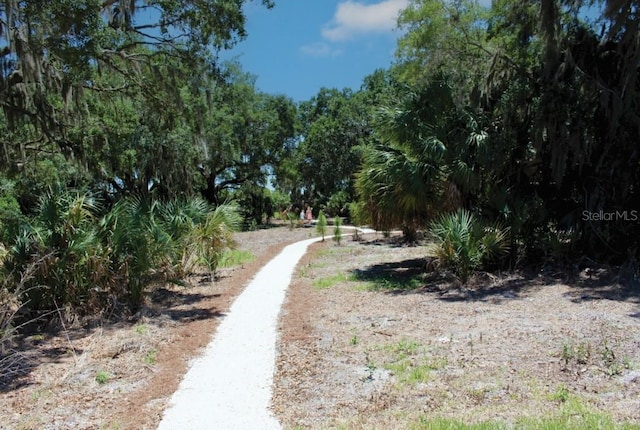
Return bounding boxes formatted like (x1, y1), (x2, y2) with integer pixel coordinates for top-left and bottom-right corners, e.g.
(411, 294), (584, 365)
(316, 211), (327, 241)
(427, 209), (509, 283)
(187, 202), (242, 275)
(3, 189), (111, 314)
(102, 197), (176, 308)
(333, 217), (343, 245)
(2, 193), (241, 317)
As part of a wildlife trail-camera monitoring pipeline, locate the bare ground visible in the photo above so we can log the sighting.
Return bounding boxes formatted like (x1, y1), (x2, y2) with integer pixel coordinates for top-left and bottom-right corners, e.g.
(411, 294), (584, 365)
(1, 226), (639, 429)
(0, 225), (317, 430)
(272, 233), (640, 429)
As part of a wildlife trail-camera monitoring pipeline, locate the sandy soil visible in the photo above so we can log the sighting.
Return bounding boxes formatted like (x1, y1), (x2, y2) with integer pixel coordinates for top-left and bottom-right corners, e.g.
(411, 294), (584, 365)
(1, 226), (639, 430)
(0, 225), (317, 430)
(272, 233), (640, 429)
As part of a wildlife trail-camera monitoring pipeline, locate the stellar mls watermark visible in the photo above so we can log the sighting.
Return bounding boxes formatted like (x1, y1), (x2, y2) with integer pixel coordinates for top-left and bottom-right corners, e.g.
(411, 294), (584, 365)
(582, 210), (639, 222)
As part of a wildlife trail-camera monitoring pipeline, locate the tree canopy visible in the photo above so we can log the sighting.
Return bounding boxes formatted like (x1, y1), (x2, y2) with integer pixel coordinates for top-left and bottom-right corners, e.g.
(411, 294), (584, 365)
(353, 0), (639, 261)
(1, 0), (639, 321)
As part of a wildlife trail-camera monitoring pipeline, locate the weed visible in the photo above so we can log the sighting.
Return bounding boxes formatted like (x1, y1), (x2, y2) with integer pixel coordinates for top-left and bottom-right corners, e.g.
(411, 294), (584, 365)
(312, 272), (353, 290)
(549, 384), (569, 403)
(561, 335), (630, 376)
(561, 340), (591, 368)
(355, 273), (424, 291)
(298, 264), (309, 278)
(143, 349), (157, 365)
(134, 324), (148, 335)
(411, 396), (640, 429)
(363, 352), (377, 381)
(383, 340), (447, 386)
(366, 357), (377, 372)
(405, 364), (434, 384)
(386, 339), (421, 358)
(350, 335), (358, 346)
(521, 396), (636, 429)
(412, 417), (507, 429)
(466, 386), (489, 404)
(95, 370), (111, 384)
(31, 389), (52, 401)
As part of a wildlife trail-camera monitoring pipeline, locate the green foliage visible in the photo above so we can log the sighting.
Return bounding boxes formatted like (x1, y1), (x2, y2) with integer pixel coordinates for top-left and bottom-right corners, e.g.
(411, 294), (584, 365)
(292, 86), (378, 211)
(549, 384), (570, 403)
(312, 272), (352, 290)
(316, 211), (328, 241)
(0, 0), (276, 205)
(388, 0), (640, 261)
(396, 0), (490, 94)
(411, 405), (640, 429)
(0, 181), (25, 243)
(102, 197), (175, 307)
(354, 274), (424, 292)
(218, 249), (254, 269)
(188, 203), (242, 275)
(2, 189), (110, 312)
(95, 370), (111, 385)
(427, 209), (509, 283)
(355, 78), (484, 238)
(324, 191), (351, 218)
(201, 67), (297, 208)
(143, 349), (157, 366)
(1, 191), (240, 316)
(333, 217), (343, 246)
(560, 336), (630, 377)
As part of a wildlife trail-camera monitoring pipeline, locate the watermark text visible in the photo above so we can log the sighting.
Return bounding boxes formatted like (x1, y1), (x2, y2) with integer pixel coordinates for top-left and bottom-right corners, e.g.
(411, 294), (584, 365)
(582, 210), (638, 222)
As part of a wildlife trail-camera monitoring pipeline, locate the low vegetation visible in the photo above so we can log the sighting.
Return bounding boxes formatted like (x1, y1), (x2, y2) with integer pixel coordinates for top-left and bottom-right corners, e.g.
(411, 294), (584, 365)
(0, 194), (241, 383)
(427, 209), (509, 283)
(276, 234), (640, 429)
(0, 0), (639, 427)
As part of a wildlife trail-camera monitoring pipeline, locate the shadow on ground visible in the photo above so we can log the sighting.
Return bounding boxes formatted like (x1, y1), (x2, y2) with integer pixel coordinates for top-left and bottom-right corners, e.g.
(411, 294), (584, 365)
(351, 256), (640, 305)
(1, 280), (225, 393)
(0, 334), (86, 393)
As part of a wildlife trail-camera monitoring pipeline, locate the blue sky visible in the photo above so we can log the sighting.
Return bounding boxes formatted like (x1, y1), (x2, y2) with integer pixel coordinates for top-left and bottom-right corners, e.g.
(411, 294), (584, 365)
(220, 0), (409, 102)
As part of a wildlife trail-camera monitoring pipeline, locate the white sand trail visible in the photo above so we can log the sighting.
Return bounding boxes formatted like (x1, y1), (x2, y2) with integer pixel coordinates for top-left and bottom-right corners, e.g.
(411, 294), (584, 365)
(157, 228), (375, 430)
(156, 237), (321, 430)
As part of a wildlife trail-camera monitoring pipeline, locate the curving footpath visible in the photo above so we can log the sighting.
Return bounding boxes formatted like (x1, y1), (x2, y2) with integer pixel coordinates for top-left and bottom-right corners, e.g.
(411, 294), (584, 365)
(158, 226), (374, 430)
(157, 229), (373, 430)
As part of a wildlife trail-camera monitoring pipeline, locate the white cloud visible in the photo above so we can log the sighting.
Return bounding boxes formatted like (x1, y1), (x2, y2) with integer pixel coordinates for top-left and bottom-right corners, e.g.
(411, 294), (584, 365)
(321, 0), (409, 42)
(299, 42), (343, 58)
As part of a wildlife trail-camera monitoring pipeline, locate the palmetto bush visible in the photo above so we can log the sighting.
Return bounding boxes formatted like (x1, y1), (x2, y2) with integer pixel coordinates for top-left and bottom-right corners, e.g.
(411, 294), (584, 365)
(427, 209), (509, 283)
(101, 197), (176, 309)
(2, 191), (241, 316)
(187, 202), (242, 275)
(156, 198), (210, 275)
(102, 197), (241, 308)
(2, 190), (111, 315)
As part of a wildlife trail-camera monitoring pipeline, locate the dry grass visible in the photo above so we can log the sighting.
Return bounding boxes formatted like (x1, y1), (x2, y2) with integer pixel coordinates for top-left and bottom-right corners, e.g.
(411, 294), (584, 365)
(273, 233), (640, 429)
(0, 225), (316, 430)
